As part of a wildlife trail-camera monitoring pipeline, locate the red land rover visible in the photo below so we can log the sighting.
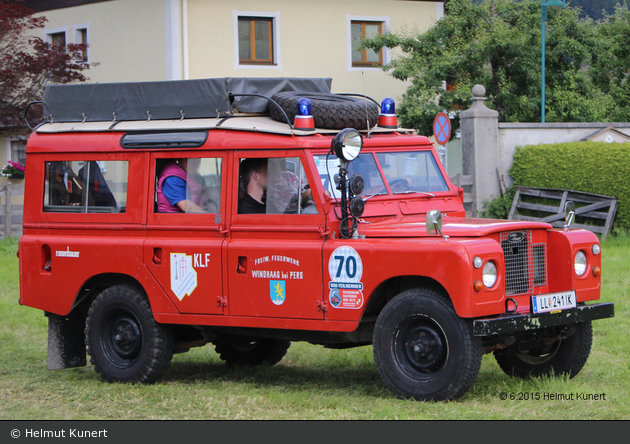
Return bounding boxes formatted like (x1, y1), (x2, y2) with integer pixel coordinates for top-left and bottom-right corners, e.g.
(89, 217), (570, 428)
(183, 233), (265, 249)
(18, 78), (614, 401)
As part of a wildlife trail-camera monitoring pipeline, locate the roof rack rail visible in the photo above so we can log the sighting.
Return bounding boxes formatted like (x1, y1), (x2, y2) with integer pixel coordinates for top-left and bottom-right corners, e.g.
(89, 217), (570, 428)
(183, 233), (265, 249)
(23, 101), (43, 131)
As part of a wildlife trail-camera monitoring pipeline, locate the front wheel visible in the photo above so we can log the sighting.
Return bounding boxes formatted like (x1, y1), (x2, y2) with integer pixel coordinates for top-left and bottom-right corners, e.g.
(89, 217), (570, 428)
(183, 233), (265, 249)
(373, 289), (482, 401)
(85, 284), (174, 383)
(494, 322), (593, 379)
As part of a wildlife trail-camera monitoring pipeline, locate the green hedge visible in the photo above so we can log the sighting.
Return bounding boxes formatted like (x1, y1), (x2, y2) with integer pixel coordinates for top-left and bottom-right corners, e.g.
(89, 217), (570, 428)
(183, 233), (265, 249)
(509, 141), (630, 230)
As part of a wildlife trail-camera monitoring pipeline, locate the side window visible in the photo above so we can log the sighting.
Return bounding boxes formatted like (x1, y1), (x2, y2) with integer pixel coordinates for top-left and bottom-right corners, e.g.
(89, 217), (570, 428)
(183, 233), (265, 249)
(155, 157), (222, 214)
(44, 161), (128, 213)
(238, 157), (317, 215)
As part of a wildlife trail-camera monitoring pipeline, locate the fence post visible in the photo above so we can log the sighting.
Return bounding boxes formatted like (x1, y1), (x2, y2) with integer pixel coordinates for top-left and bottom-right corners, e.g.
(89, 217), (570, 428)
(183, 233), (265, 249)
(5, 182), (12, 238)
(459, 85), (500, 217)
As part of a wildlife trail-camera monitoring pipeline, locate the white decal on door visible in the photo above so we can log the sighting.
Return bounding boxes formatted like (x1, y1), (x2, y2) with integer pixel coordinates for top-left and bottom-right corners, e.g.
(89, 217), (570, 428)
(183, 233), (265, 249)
(170, 253), (198, 301)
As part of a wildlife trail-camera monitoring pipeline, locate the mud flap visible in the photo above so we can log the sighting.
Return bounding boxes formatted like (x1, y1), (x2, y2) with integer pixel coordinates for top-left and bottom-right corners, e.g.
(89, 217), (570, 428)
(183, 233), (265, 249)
(46, 312), (87, 370)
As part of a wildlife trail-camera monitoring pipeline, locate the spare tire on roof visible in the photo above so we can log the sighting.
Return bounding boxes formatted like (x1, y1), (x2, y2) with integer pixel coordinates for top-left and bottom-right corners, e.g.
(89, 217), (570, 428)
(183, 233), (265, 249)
(269, 92), (379, 130)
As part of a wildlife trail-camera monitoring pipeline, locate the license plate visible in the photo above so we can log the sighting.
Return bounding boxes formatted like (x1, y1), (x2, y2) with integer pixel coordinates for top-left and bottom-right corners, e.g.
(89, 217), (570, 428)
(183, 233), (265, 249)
(532, 291), (576, 314)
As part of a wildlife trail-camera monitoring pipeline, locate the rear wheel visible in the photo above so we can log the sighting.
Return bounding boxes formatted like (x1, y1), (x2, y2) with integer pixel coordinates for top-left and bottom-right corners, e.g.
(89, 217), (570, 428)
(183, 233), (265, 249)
(372, 289), (482, 401)
(85, 284), (174, 383)
(213, 335), (290, 366)
(494, 322), (593, 379)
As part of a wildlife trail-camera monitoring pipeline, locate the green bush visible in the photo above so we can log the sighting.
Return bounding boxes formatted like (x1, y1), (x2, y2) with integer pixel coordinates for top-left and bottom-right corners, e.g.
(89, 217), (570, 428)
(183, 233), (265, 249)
(481, 187), (516, 219)
(509, 141), (630, 230)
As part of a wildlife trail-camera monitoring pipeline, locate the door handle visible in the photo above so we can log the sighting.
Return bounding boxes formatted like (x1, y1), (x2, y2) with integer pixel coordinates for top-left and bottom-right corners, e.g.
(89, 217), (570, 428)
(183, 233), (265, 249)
(237, 256), (247, 274)
(153, 248), (162, 265)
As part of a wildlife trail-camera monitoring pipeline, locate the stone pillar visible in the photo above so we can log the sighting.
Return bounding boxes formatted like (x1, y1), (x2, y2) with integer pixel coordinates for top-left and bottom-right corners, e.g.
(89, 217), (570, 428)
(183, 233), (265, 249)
(459, 85), (500, 217)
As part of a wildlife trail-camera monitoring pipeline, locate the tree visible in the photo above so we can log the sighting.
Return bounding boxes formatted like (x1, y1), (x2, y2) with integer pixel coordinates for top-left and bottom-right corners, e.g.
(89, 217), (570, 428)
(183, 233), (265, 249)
(364, 0), (610, 138)
(0, 0), (90, 130)
(473, 0), (624, 21)
(568, 0), (624, 20)
(589, 3), (630, 121)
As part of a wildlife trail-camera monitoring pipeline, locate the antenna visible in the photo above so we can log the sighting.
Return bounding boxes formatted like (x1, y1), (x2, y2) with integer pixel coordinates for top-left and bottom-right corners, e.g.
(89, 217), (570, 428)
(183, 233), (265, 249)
(362, 71), (371, 139)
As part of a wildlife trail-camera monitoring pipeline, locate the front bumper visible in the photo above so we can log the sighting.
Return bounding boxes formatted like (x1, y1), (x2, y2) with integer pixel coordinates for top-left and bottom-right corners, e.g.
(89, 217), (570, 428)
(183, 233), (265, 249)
(472, 302), (614, 336)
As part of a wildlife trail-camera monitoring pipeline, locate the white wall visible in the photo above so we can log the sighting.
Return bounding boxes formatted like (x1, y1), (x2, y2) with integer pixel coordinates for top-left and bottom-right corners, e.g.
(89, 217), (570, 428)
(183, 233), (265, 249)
(498, 123), (630, 187)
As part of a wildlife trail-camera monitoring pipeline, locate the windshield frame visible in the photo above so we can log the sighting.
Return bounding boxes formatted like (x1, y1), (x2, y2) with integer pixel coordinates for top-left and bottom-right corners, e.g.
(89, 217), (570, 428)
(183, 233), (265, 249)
(309, 145), (455, 201)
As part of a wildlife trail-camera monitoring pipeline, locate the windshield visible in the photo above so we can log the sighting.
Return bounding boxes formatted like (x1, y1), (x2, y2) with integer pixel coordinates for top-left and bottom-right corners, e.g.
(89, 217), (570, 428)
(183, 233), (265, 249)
(313, 150), (448, 198)
(376, 152), (448, 193)
(313, 153), (385, 199)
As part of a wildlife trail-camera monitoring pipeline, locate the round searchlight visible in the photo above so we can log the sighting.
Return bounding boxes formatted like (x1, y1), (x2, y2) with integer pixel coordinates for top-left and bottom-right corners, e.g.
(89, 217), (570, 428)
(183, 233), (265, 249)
(332, 128), (363, 163)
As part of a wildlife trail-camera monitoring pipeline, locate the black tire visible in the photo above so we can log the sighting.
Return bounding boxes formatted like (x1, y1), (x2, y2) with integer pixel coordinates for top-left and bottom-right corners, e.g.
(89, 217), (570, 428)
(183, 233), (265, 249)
(85, 284), (174, 383)
(213, 335), (290, 366)
(494, 321), (593, 379)
(373, 289), (483, 402)
(269, 91), (379, 130)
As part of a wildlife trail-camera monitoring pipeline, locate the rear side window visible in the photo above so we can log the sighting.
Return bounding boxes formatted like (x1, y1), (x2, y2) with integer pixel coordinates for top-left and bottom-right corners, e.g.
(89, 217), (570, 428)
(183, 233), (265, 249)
(44, 161), (128, 213)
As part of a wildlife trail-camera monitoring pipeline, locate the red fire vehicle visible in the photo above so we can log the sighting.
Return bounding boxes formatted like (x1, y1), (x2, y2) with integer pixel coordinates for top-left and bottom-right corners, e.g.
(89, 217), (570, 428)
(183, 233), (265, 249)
(18, 78), (613, 401)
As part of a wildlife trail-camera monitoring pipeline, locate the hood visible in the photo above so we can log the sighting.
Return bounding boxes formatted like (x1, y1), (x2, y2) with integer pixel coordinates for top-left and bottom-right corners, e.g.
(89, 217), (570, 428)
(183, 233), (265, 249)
(357, 216), (553, 238)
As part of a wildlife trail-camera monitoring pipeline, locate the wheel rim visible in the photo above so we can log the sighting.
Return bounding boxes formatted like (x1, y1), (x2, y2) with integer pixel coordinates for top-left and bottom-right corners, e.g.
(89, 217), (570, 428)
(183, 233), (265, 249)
(101, 308), (143, 369)
(393, 315), (448, 381)
(515, 341), (561, 365)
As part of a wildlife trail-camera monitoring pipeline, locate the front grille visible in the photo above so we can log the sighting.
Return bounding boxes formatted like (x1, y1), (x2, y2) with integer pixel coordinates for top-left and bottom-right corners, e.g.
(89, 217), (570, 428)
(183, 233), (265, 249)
(533, 244), (547, 286)
(500, 230), (547, 295)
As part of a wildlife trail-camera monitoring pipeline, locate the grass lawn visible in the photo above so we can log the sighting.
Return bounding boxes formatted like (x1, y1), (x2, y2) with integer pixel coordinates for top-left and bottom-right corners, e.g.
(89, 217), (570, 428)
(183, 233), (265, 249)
(1, 236), (628, 420)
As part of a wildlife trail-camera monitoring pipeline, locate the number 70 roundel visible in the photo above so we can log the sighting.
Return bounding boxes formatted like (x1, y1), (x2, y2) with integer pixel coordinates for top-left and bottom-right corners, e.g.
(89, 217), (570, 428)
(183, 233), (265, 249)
(327, 246), (364, 310)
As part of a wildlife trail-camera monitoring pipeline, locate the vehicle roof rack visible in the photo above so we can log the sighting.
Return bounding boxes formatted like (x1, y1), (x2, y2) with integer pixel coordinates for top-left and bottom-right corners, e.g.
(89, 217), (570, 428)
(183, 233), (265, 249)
(37, 77), (332, 124)
(34, 115), (415, 137)
(30, 77), (417, 137)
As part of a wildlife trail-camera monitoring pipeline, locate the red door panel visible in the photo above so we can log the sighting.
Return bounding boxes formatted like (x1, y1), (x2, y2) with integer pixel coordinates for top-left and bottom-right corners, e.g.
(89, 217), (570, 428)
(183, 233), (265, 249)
(227, 238), (323, 319)
(144, 152), (227, 315)
(144, 236), (224, 315)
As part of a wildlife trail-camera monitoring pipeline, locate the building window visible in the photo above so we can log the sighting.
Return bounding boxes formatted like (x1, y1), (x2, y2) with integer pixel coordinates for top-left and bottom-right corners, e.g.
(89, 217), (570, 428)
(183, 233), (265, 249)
(75, 28), (88, 62)
(48, 31), (66, 51)
(351, 21), (383, 67)
(238, 17), (274, 65)
(10, 140), (26, 164)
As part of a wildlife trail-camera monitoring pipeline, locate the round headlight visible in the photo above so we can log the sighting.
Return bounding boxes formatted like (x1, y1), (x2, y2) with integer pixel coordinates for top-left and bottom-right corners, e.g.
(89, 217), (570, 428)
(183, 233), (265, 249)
(574, 250), (587, 276)
(473, 257), (483, 269)
(482, 261), (497, 288)
(592, 244), (601, 255)
(332, 128), (363, 162)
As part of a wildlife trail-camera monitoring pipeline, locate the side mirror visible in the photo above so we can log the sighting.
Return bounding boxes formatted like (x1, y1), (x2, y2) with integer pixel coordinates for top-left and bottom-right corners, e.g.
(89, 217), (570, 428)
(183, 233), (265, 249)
(564, 201), (575, 230)
(426, 209), (449, 240)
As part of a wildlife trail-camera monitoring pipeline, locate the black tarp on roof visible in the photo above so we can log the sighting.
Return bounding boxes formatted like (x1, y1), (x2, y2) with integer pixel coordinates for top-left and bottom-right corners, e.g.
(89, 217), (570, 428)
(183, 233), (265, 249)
(42, 77), (333, 123)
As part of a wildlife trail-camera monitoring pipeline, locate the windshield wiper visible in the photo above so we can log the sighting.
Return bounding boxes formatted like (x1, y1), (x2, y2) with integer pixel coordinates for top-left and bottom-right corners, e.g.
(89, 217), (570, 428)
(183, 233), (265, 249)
(362, 192), (387, 201)
(393, 190), (435, 198)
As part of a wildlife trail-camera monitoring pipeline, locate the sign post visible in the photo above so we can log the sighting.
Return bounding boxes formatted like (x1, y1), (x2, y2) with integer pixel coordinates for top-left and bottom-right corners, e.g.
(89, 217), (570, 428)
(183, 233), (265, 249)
(433, 112), (451, 169)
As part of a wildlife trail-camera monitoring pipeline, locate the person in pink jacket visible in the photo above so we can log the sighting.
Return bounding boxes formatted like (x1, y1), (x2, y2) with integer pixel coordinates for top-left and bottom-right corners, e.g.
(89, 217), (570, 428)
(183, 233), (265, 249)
(157, 158), (207, 213)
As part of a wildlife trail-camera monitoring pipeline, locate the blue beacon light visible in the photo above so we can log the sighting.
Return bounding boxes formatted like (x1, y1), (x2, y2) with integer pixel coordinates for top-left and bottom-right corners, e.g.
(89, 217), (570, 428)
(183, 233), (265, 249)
(380, 98), (396, 115)
(298, 98), (312, 116)
(294, 98), (315, 131)
(378, 98), (398, 128)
